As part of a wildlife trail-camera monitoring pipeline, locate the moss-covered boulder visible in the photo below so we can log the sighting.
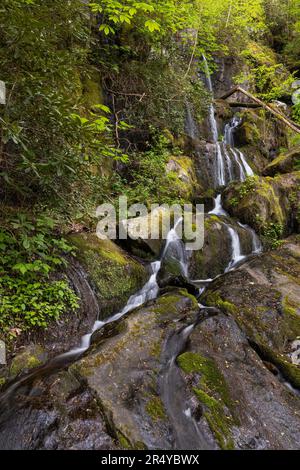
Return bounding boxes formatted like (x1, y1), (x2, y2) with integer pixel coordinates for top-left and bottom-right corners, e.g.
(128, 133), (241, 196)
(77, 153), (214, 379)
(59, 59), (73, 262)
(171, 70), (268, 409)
(201, 237), (300, 390)
(178, 307), (300, 449)
(9, 344), (46, 377)
(71, 290), (199, 450)
(263, 147), (300, 176)
(166, 156), (200, 201)
(223, 172), (300, 241)
(69, 233), (148, 317)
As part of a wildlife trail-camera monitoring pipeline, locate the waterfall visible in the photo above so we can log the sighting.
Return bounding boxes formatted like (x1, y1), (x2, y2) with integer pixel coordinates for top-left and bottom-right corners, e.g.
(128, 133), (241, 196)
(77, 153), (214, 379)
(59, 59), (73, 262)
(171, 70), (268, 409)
(161, 218), (189, 278)
(225, 226), (246, 272)
(238, 222), (262, 254)
(224, 117), (254, 180)
(209, 194), (228, 216)
(202, 56), (254, 188)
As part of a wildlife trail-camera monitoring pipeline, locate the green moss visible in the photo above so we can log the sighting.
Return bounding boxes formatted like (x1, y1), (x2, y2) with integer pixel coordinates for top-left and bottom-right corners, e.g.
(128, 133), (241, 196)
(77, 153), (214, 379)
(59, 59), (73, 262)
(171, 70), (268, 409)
(10, 347), (44, 376)
(0, 377), (6, 388)
(153, 291), (198, 317)
(117, 431), (132, 450)
(178, 352), (235, 449)
(204, 291), (238, 315)
(145, 397), (166, 421)
(283, 296), (298, 316)
(193, 389), (234, 450)
(255, 342), (300, 389)
(205, 215), (221, 230)
(82, 72), (103, 109)
(178, 352), (233, 409)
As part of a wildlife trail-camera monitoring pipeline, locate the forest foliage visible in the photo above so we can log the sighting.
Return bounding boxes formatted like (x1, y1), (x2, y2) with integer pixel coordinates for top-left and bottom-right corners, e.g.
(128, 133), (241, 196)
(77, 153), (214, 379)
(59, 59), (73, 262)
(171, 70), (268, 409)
(0, 0), (299, 340)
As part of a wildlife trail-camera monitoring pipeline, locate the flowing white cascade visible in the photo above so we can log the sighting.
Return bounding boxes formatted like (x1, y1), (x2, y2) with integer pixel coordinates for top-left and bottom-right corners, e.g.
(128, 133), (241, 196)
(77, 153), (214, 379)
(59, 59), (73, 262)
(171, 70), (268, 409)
(230, 148), (247, 181)
(225, 226), (246, 272)
(161, 218), (189, 278)
(225, 117), (254, 180)
(238, 222), (262, 254)
(202, 56), (254, 187)
(59, 219), (187, 359)
(237, 149), (254, 177)
(222, 144), (234, 181)
(209, 194), (228, 216)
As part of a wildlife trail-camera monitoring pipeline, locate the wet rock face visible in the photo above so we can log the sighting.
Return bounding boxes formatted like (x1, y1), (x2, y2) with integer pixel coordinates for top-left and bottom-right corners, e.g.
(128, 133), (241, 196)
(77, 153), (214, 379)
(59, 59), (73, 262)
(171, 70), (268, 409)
(178, 311), (300, 450)
(0, 370), (117, 450)
(202, 238), (300, 390)
(192, 142), (218, 191)
(119, 208), (177, 260)
(223, 172), (300, 239)
(70, 291), (200, 450)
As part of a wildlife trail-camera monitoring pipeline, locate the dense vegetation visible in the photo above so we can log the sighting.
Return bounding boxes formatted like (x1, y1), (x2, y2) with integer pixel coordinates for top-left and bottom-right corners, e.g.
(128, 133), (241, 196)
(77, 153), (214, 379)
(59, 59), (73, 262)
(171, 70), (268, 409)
(0, 0), (299, 342)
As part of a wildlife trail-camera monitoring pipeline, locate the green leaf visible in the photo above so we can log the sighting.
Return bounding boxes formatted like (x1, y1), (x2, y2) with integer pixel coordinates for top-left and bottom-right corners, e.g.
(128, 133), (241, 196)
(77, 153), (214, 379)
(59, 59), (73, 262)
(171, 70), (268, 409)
(144, 20), (160, 33)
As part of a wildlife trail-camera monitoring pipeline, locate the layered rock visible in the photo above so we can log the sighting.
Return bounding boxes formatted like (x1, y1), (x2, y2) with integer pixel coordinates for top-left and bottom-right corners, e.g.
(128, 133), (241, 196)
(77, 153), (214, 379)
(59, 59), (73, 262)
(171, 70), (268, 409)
(178, 309), (300, 450)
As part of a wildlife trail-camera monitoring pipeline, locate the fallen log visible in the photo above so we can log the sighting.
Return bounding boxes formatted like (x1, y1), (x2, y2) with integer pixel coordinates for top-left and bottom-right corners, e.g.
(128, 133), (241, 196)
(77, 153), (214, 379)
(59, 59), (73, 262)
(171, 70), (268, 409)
(215, 100), (262, 109)
(219, 86), (300, 134)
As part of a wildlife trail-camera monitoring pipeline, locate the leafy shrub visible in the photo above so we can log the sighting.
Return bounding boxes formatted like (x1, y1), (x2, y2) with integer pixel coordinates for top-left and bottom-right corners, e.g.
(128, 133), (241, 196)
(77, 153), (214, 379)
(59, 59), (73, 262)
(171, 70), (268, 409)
(0, 214), (79, 340)
(261, 221), (284, 249)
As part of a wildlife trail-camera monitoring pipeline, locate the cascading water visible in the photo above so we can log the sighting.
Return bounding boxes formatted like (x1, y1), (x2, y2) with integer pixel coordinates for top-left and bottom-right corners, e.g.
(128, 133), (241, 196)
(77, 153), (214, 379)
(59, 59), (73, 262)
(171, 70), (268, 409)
(0, 58), (266, 452)
(238, 222), (262, 254)
(224, 117), (254, 181)
(225, 226), (246, 272)
(209, 194), (228, 216)
(61, 218), (186, 360)
(185, 102), (199, 140)
(201, 56), (260, 274)
(202, 56), (254, 188)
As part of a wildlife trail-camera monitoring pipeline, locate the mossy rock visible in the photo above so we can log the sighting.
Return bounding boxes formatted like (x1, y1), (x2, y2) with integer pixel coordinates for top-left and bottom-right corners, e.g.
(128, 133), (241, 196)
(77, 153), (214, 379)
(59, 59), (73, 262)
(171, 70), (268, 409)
(121, 208), (177, 260)
(234, 108), (289, 173)
(69, 233), (148, 317)
(10, 344), (46, 377)
(201, 238), (300, 388)
(177, 305), (300, 449)
(223, 172), (300, 241)
(82, 70), (103, 110)
(263, 147), (300, 177)
(166, 155), (200, 201)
